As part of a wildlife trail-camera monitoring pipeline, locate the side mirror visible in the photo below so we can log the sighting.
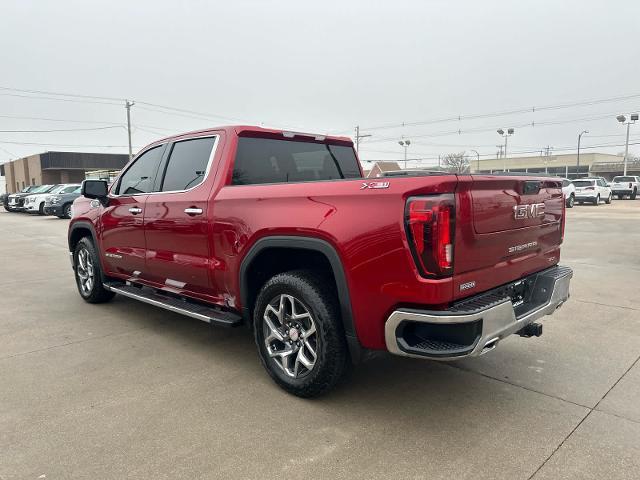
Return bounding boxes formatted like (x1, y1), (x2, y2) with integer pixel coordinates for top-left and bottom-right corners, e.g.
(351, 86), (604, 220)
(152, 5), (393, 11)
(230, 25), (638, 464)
(82, 180), (109, 204)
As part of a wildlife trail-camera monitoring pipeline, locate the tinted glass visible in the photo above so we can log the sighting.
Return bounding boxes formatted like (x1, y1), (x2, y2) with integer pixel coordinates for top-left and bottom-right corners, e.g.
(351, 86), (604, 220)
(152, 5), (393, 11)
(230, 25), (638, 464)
(572, 180), (594, 187)
(232, 137), (361, 185)
(562, 179), (570, 187)
(613, 176), (635, 182)
(161, 137), (216, 192)
(117, 146), (164, 195)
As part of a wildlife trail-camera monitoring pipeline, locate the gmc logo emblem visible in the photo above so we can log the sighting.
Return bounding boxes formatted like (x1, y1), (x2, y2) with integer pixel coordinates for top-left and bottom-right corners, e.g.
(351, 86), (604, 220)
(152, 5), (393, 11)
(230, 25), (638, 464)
(513, 203), (545, 220)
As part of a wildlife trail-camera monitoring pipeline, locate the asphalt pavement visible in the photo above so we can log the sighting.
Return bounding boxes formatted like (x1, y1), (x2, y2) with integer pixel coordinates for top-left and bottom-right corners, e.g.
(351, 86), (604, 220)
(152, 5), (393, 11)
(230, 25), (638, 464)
(1, 201), (639, 479)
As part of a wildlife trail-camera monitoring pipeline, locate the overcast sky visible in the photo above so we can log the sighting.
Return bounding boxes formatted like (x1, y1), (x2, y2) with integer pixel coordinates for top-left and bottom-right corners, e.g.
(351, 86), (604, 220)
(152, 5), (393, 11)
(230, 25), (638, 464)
(2, 0), (640, 167)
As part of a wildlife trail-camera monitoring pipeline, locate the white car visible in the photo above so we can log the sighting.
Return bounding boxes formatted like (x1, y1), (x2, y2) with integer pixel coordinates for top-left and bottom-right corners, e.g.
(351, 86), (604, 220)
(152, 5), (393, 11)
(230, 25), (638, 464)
(561, 178), (576, 208)
(610, 176), (639, 200)
(572, 178), (612, 206)
(23, 184), (79, 214)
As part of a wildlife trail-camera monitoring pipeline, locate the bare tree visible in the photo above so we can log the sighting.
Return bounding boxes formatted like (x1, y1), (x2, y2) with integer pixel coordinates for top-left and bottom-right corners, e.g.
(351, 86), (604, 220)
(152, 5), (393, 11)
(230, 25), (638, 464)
(442, 151), (470, 173)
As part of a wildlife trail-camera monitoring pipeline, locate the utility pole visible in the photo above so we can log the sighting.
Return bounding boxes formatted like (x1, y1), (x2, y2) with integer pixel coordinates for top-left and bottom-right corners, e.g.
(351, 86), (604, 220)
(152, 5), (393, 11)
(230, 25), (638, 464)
(354, 126), (372, 153)
(125, 100), (135, 160)
(543, 146), (553, 174)
(470, 149), (480, 173)
(496, 145), (503, 158)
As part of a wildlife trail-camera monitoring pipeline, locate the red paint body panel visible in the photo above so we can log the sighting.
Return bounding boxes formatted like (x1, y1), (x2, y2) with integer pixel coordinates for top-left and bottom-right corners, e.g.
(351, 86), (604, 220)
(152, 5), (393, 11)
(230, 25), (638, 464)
(70, 125), (565, 352)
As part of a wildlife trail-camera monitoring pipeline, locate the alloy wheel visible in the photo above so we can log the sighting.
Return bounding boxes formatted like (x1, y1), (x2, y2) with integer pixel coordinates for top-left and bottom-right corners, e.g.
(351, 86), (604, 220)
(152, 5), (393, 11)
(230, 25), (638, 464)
(263, 294), (318, 378)
(76, 247), (95, 295)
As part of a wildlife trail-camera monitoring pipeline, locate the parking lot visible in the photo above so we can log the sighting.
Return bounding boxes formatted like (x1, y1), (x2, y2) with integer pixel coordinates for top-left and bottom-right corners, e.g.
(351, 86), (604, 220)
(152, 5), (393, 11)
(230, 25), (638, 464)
(1, 202), (639, 480)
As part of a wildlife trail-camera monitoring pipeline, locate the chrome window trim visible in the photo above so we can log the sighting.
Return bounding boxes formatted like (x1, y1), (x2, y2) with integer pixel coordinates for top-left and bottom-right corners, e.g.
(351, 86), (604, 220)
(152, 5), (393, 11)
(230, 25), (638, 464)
(110, 134), (219, 198)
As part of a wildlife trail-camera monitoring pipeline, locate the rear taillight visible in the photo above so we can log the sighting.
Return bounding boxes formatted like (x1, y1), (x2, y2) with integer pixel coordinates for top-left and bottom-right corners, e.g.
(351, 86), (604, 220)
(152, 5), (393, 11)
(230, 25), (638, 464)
(405, 195), (455, 277)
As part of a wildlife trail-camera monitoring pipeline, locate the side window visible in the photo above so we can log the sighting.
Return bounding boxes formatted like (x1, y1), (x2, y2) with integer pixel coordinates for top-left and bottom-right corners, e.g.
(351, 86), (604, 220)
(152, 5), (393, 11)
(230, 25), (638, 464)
(116, 146), (164, 195)
(562, 180), (570, 187)
(160, 137), (216, 192)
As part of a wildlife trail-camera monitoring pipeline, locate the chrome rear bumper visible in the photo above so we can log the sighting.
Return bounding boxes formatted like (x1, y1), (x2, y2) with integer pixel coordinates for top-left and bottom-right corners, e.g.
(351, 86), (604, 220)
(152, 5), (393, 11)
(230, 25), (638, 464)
(384, 265), (573, 360)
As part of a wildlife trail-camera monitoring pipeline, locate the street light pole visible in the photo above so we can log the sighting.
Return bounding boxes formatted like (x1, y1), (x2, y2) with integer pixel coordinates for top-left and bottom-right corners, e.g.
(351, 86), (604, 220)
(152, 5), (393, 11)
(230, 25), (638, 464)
(576, 130), (588, 175)
(398, 139), (411, 169)
(125, 100), (135, 160)
(497, 128), (514, 172)
(617, 114), (639, 176)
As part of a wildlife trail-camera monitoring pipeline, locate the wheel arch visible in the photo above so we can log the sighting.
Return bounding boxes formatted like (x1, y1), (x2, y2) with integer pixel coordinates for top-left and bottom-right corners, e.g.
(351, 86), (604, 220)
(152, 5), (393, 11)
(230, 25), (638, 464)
(68, 221), (98, 254)
(239, 236), (362, 362)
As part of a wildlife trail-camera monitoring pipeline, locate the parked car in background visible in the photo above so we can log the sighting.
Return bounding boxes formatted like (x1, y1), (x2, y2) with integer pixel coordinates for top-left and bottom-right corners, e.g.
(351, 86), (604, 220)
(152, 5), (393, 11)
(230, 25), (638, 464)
(6, 185), (56, 212)
(610, 176), (639, 200)
(562, 178), (575, 208)
(24, 184), (79, 214)
(44, 184), (82, 218)
(573, 178), (612, 205)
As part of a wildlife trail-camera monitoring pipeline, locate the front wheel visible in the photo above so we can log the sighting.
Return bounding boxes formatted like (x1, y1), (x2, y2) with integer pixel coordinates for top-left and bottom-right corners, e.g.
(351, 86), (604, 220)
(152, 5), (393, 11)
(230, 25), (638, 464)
(253, 271), (349, 398)
(605, 193), (612, 204)
(73, 237), (115, 303)
(566, 194), (575, 208)
(594, 195), (600, 206)
(62, 203), (72, 219)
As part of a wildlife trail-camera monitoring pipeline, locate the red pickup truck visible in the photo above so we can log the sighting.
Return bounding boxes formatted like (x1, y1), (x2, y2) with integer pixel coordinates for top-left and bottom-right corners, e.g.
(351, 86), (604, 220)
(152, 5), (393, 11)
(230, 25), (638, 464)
(69, 125), (572, 397)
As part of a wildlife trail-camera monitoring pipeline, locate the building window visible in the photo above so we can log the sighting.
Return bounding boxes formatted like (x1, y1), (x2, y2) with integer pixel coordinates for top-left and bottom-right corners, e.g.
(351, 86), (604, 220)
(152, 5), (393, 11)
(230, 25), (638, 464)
(22, 181), (25, 189)
(31, 178), (35, 185)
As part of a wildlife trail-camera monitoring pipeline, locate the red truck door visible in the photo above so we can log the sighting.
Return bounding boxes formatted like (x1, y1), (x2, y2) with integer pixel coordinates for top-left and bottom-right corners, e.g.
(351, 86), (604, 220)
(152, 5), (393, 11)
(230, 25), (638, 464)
(101, 144), (166, 277)
(142, 135), (221, 303)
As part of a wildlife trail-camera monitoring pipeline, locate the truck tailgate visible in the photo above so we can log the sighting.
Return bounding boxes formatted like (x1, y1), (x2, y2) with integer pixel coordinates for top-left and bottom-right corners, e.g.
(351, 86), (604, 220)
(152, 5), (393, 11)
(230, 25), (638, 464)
(453, 175), (564, 300)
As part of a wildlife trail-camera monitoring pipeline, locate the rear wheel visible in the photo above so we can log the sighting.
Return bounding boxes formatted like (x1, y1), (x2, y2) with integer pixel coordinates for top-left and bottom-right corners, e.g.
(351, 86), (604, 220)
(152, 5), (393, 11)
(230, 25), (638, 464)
(253, 270), (349, 398)
(566, 194), (575, 208)
(605, 193), (612, 204)
(593, 195), (600, 206)
(631, 189), (637, 200)
(73, 237), (115, 304)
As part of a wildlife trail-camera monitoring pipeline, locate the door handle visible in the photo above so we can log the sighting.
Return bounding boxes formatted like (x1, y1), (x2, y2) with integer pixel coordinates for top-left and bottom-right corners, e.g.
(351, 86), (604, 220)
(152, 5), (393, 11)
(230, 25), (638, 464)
(184, 207), (203, 216)
(128, 207), (142, 215)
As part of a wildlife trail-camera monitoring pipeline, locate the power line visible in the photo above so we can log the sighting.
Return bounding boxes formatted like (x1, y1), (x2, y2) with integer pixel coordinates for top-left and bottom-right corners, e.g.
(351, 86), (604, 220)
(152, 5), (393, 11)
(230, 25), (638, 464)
(0, 126), (124, 133)
(0, 86), (124, 102)
(345, 92), (640, 133)
(0, 140), (137, 148)
(0, 92), (122, 106)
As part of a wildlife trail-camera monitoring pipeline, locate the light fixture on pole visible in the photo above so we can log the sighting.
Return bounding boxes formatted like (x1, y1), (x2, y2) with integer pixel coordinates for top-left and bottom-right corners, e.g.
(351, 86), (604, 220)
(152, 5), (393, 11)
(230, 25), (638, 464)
(398, 139), (411, 169)
(497, 128), (514, 172)
(576, 130), (588, 175)
(617, 114), (639, 176)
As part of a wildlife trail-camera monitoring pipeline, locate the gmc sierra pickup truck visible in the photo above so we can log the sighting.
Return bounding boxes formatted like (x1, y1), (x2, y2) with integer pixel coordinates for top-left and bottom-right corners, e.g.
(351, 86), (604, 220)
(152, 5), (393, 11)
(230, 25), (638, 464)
(69, 125), (572, 397)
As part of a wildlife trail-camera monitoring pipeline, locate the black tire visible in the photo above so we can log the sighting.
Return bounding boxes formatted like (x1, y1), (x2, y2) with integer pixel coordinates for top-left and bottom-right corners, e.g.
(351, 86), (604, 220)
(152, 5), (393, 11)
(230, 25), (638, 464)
(62, 203), (72, 219)
(631, 189), (637, 200)
(3, 205), (13, 212)
(73, 237), (115, 304)
(566, 194), (575, 208)
(618, 194), (624, 200)
(605, 193), (612, 204)
(38, 203), (45, 215)
(594, 195), (600, 206)
(253, 270), (349, 398)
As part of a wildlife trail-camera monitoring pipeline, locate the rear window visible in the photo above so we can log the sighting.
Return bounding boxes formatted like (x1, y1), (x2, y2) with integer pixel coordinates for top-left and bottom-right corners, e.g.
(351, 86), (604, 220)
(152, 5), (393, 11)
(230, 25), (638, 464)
(572, 180), (594, 187)
(613, 176), (635, 182)
(232, 137), (361, 185)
